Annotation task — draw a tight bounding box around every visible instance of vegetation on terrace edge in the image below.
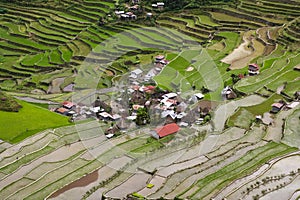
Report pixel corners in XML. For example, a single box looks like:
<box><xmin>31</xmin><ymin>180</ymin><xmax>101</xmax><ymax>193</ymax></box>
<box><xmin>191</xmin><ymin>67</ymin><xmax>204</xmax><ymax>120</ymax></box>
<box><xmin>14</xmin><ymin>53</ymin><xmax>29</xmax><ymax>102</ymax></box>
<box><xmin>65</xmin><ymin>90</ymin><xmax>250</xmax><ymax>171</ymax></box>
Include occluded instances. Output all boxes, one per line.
<box><xmin>0</xmin><ymin>91</ymin><xmax>22</xmax><ymax>112</ymax></box>
<box><xmin>0</xmin><ymin>0</ymin><xmax>299</xmax><ymax>199</ymax></box>
<box><xmin>0</xmin><ymin>0</ymin><xmax>299</xmax><ymax>95</ymax></box>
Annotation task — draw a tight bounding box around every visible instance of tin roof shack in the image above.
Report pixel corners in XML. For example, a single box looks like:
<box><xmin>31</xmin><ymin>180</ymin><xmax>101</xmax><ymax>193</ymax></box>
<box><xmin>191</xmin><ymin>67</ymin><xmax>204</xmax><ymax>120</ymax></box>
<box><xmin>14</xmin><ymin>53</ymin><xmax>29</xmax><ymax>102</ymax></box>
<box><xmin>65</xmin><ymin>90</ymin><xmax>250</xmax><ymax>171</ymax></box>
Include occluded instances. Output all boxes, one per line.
<box><xmin>93</xmin><ymin>97</ymin><xmax>112</xmax><ymax>113</ymax></box>
<box><xmin>248</xmin><ymin>63</ymin><xmax>260</xmax><ymax>75</ymax></box>
<box><xmin>120</xmin><ymin>12</ymin><xmax>137</xmax><ymax>20</ymax></box>
<box><xmin>151</xmin><ymin>123</ymin><xmax>179</xmax><ymax>139</ymax></box>
<box><xmin>189</xmin><ymin>93</ymin><xmax>204</xmax><ymax>103</ymax></box>
<box><xmin>221</xmin><ymin>86</ymin><xmax>237</xmax><ymax>100</ymax></box>
<box><xmin>129</xmin><ymin>69</ymin><xmax>143</xmax><ymax>79</ymax></box>
<box><xmin>270</xmin><ymin>102</ymin><xmax>285</xmax><ymax>113</ymax></box>
<box><xmin>154</xmin><ymin>55</ymin><xmax>165</xmax><ymax>63</ymax></box>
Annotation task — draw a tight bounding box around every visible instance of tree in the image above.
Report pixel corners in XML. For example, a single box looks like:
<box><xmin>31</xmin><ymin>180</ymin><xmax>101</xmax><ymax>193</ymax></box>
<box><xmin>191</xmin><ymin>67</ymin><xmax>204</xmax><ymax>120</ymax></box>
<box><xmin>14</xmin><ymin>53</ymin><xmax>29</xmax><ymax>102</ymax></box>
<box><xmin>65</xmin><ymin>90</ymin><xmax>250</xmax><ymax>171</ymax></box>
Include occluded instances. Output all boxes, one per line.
<box><xmin>135</xmin><ymin>107</ymin><xmax>150</xmax><ymax>125</ymax></box>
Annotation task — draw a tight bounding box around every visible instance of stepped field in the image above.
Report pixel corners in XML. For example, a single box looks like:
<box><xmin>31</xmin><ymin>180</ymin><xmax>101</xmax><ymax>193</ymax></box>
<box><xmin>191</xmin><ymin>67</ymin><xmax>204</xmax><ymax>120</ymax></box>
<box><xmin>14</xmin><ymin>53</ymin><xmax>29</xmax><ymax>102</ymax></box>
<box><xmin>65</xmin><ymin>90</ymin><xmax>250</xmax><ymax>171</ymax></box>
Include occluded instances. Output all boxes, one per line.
<box><xmin>0</xmin><ymin>0</ymin><xmax>299</xmax><ymax>199</ymax></box>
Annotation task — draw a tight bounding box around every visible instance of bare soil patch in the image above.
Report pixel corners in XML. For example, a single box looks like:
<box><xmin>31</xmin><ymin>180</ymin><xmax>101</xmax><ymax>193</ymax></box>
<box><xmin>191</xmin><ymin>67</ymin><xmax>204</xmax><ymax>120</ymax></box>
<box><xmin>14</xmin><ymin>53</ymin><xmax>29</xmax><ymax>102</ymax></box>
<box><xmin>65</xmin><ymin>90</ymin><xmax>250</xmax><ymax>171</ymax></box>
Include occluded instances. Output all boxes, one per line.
<box><xmin>49</xmin><ymin>170</ymin><xmax>99</xmax><ymax>198</ymax></box>
<box><xmin>47</xmin><ymin>77</ymin><xmax>65</xmax><ymax>94</ymax></box>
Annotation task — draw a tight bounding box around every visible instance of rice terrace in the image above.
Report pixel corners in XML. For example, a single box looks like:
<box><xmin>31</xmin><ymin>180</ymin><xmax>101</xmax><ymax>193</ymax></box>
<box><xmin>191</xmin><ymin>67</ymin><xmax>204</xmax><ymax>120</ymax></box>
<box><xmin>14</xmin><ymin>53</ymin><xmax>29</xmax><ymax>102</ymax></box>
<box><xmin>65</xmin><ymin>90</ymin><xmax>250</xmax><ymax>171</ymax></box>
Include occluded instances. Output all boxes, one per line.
<box><xmin>0</xmin><ymin>0</ymin><xmax>300</xmax><ymax>199</ymax></box>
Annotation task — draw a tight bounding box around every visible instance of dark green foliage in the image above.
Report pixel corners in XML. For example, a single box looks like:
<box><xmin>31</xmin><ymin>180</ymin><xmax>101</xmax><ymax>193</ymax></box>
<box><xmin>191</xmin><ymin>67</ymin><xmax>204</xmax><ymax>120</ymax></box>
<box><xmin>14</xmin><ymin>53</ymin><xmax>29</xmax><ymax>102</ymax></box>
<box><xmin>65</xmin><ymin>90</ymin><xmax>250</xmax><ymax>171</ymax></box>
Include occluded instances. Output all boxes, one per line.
<box><xmin>0</xmin><ymin>91</ymin><xmax>22</xmax><ymax>112</ymax></box>
<box><xmin>135</xmin><ymin>107</ymin><xmax>150</xmax><ymax>125</ymax></box>
<box><xmin>0</xmin><ymin>7</ymin><xmax>7</xmax><ymax>13</ymax></box>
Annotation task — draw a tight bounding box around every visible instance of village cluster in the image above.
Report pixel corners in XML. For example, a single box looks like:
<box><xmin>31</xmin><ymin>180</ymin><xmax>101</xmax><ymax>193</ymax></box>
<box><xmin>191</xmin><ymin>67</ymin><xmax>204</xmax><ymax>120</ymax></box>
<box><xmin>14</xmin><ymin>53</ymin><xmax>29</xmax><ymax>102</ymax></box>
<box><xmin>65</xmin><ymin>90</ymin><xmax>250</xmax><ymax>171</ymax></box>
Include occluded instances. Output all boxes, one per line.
<box><xmin>52</xmin><ymin>56</ymin><xmax>300</xmax><ymax>140</ymax></box>
<box><xmin>114</xmin><ymin>0</ymin><xmax>165</xmax><ymax>20</ymax></box>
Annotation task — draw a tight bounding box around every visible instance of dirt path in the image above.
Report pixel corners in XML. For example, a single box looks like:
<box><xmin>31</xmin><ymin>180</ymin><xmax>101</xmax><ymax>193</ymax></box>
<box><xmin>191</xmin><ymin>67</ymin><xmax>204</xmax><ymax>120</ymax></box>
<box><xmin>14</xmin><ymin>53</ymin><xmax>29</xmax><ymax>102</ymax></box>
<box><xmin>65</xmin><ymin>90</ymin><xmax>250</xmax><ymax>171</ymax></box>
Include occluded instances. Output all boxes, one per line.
<box><xmin>14</xmin><ymin>96</ymin><xmax>59</xmax><ymax>104</ymax></box>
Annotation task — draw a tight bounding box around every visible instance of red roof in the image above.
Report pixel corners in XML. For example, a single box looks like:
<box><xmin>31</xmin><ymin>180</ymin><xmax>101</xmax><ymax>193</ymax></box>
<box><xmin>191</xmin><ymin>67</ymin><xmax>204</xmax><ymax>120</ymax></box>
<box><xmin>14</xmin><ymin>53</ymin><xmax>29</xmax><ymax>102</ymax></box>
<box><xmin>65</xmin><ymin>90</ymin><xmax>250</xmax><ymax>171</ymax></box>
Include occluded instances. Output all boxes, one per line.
<box><xmin>132</xmin><ymin>85</ymin><xmax>140</xmax><ymax>90</ymax></box>
<box><xmin>155</xmin><ymin>55</ymin><xmax>165</xmax><ymax>60</ymax></box>
<box><xmin>272</xmin><ymin>103</ymin><xmax>284</xmax><ymax>109</ymax></box>
<box><xmin>62</xmin><ymin>101</ymin><xmax>75</xmax><ymax>108</ymax></box>
<box><xmin>144</xmin><ymin>85</ymin><xmax>156</xmax><ymax>91</ymax></box>
<box><xmin>249</xmin><ymin>63</ymin><xmax>260</xmax><ymax>69</ymax></box>
<box><xmin>155</xmin><ymin>123</ymin><xmax>179</xmax><ymax>138</ymax></box>
<box><xmin>56</xmin><ymin>107</ymin><xmax>69</xmax><ymax>113</ymax></box>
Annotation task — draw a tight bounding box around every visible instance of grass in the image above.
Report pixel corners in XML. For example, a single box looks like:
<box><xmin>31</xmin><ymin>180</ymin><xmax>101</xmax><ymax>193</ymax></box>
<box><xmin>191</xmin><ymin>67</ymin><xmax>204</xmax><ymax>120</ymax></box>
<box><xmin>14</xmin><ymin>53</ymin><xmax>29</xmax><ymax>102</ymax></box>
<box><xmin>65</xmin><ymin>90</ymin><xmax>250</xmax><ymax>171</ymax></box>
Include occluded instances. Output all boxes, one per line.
<box><xmin>283</xmin><ymin>80</ymin><xmax>300</xmax><ymax>97</ymax></box>
<box><xmin>227</xmin><ymin>93</ymin><xmax>283</xmax><ymax>129</ymax></box>
<box><xmin>0</xmin><ymin>91</ymin><xmax>22</xmax><ymax>112</ymax></box>
<box><xmin>0</xmin><ymin>27</ymin><xmax>50</xmax><ymax>51</ymax></box>
<box><xmin>0</xmin><ymin>100</ymin><xmax>72</xmax><ymax>143</ymax></box>
<box><xmin>197</xmin><ymin>15</ymin><xmax>219</xmax><ymax>27</ymax></box>
<box><xmin>235</xmin><ymin>52</ymin><xmax>299</xmax><ymax>93</ymax></box>
<box><xmin>210</xmin><ymin>12</ymin><xmax>244</xmax><ymax>22</ymax></box>
<box><xmin>49</xmin><ymin>49</ymin><xmax>64</xmax><ymax>64</ymax></box>
<box><xmin>58</xmin><ymin>45</ymin><xmax>73</xmax><ymax>62</ymax></box>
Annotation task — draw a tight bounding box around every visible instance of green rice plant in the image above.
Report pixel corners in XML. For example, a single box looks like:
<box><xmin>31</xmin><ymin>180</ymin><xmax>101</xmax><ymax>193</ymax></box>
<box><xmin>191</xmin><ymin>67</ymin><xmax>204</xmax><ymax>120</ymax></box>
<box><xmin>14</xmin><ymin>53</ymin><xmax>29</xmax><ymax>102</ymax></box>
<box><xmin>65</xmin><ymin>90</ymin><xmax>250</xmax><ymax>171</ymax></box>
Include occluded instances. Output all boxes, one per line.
<box><xmin>0</xmin><ymin>146</ymin><xmax>55</xmax><ymax>174</ymax></box>
<box><xmin>58</xmin><ymin>45</ymin><xmax>73</xmax><ymax>62</ymax></box>
<box><xmin>49</xmin><ymin>49</ymin><xmax>64</xmax><ymax>65</ymax></box>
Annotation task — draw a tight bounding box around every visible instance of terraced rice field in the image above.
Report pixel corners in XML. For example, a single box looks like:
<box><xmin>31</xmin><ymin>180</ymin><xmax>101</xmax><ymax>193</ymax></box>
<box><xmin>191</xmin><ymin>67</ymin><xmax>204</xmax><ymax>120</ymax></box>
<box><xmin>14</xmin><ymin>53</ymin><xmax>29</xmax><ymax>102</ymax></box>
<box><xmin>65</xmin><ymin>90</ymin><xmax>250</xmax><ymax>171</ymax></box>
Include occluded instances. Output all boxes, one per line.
<box><xmin>0</xmin><ymin>0</ymin><xmax>300</xmax><ymax>199</ymax></box>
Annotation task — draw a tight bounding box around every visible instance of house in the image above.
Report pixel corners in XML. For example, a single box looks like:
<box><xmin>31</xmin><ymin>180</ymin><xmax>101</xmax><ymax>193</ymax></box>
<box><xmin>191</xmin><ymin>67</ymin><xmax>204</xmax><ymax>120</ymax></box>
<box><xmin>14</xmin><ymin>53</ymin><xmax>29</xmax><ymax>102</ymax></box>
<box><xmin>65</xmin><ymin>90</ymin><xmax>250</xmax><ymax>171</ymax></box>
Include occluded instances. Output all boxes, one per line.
<box><xmin>132</xmin><ymin>104</ymin><xmax>144</xmax><ymax>111</ymax></box>
<box><xmin>62</xmin><ymin>101</ymin><xmax>75</xmax><ymax>109</ymax></box>
<box><xmin>293</xmin><ymin>64</ymin><xmax>300</xmax><ymax>71</ymax></box>
<box><xmin>130</xmin><ymin>5</ymin><xmax>139</xmax><ymax>10</ymax></box>
<box><xmin>93</xmin><ymin>97</ymin><xmax>112</xmax><ymax>113</ymax></box>
<box><xmin>157</xmin><ymin>2</ymin><xmax>164</xmax><ymax>6</ymax></box>
<box><xmin>90</xmin><ymin>106</ymin><xmax>101</xmax><ymax>113</ymax></box>
<box><xmin>157</xmin><ymin>2</ymin><xmax>165</xmax><ymax>9</ymax></box>
<box><xmin>154</xmin><ymin>55</ymin><xmax>165</xmax><ymax>63</ymax></box>
<box><xmin>55</xmin><ymin>107</ymin><xmax>70</xmax><ymax>115</ymax></box>
<box><xmin>151</xmin><ymin>4</ymin><xmax>158</xmax><ymax>8</ymax></box>
<box><xmin>248</xmin><ymin>63</ymin><xmax>260</xmax><ymax>75</ymax></box>
<box><xmin>270</xmin><ymin>102</ymin><xmax>284</xmax><ymax>113</ymax></box>
<box><xmin>162</xmin><ymin>92</ymin><xmax>177</xmax><ymax>99</ymax></box>
<box><xmin>121</xmin><ymin>12</ymin><xmax>137</xmax><ymax>20</ymax></box>
<box><xmin>146</xmin><ymin>12</ymin><xmax>153</xmax><ymax>18</ymax></box>
<box><xmin>151</xmin><ymin>123</ymin><xmax>179</xmax><ymax>139</ymax></box>
<box><xmin>98</xmin><ymin>112</ymin><xmax>112</xmax><ymax>120</ymax></box>
<box><xmin>286</xmin><ymin>102</ymin><xmax>299</xmax><ymax>109</ymax></box>
<box><xmin>115</xmin><ymin>10</ymin><xmax>125</xmax><ymax>15</ymax></box>
<box><xmin>129</xmin><ymin>69</ymin><xmax>143</xmax><ymax>79</ymax></box>
<box><xmin>221</xmin><ymin>86</ymin><xmax>237</xmax><ymax>100</ymax></box>
<box><xmin>143</xmin><ymin>85</ymin><xmax>156</xmax><ymax>93</ymax></box>
<box><xmin>98</xmin><ymin>112</ymin><xmax>120</xmax><ymax>121</ymax></box>
<box><xmin>160</xmin><ymin>59</ymin><xmax>169</xmax><ymax>66</ymax></box>
<box><xmin>161</xmin><ymin>110</ymin><xmax>176</xmax><ymax>119</ymax></box>
<box><xmin>190</xmin><ymin>93</ymin><xmax>204</xmax><ymax>103</ymax></box>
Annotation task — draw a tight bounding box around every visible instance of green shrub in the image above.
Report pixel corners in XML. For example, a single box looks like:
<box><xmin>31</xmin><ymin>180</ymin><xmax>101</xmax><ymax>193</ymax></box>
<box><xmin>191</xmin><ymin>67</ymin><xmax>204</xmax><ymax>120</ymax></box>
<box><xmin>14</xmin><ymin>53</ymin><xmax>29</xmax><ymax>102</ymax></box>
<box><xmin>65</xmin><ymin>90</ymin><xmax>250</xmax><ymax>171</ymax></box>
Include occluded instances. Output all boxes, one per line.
<box><xmin>0</xmin><ymin>92</ymin><xmax>22</xmax><ymax>112</ymax></box>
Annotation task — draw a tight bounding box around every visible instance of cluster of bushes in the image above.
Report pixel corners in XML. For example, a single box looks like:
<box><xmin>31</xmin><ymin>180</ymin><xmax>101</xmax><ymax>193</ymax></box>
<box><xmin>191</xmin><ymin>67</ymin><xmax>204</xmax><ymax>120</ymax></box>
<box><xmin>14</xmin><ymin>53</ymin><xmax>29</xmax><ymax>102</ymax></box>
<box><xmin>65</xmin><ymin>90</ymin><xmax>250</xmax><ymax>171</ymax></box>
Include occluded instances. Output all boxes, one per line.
<box><xmin>0</xmin><ymin>7</ymin><xmax>7</xmax><ymax>14</ymax></box>
<box><xmin>0</xmin><ymin>91</ymin><xmax>22</xmax><ymax>112</ymax></box>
